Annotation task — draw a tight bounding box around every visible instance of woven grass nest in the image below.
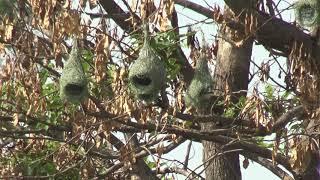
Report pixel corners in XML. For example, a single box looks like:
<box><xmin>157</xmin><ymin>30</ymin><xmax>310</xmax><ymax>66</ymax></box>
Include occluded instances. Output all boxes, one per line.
<box><xmin>185</xmin><ymin>54</ymin><xmax>213</xmax><ymax>109</ymax></box>
<box><xmin>59</xmin><ymin>39</ymin><xmax>88</xmax><ymax>103</ymax></box>
<box><xmin>128</xmin><ymin>26</ymin><xmax>167</xmax><ymax>103</ymax></box>
<box><xmin>295</xmin><ymin>0</ymin><xmax>320</xmax><ymax>28</ymax></box>
<box><xmin>0</xmin><ymin>0</ymin><xmax>16</xmax><ymax>18</ymax></box>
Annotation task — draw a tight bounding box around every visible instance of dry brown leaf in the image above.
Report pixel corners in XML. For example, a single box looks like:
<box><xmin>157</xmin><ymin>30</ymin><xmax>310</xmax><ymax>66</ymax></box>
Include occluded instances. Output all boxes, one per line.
<box><xmin>243</xmin><ymin>158</ymin><xmax>249</xmax><ymax>169</ymax></box>
<box><xmin>62</xmin><ymin>11</ymin><xmax>81</xmax><ymax>35</ymax></box>
<box><xmin>240</xmin><ymin>98</ymin><xmax>253</xmax><ymax>115</ymax></box>
<box><xmin>79</xmin><ymin>0</ymin><xmax>87</xmax><ymax>8</ymax></box>
<box><xmin>62</xmin><ymin>0</ymin><xmax>71</xmax><ymax>9</ymax></box>
<box><xmin>89</xmin><ymin>0</ymin><xmax>98</xmax><ymax>8</ymax></box>
<box><xmin>140</xmin><ymin>0</ymin><xmax>156</xmax><ymax>20</ymax></box>
<box><xmin>4</xmin><ymin>20</ymin><xmax>13</xmax><ymax>41</ymax></box>
<box><xmin>26</xmin><ymin>104</ymin><xmax>33</xmax><ymax>116</ymax></box>
<box><xmin>156</xmin><ymin>143</ymin><xmax>165</xmax><ymax>156</ymax></box>
<box><xmin>13</xmin><ymin>113</ymin><xmax>19</xmax><ymax>126</ymax></box>
<box><xmin>95</xmin><ymin>35</ymin><xmax>108</xmax><ymax>53</ymax></box>
<box><xmin>234</xmin><ymin>40</ymin><xmax>245</xmax><ymax>47</ymax></box>
<box><xmin>94</xmin><ymin>54</ymin><xmax>106</xmax><ymax>83</ymax></box>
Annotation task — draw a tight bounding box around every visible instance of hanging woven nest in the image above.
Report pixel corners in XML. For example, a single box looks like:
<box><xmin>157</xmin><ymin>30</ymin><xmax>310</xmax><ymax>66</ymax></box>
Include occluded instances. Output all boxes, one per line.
<box><xmin>295</xmin><ymin>0</ymin><xmax>320</xmax><ymax>28</ymax></box>
<box><xmin>185</xmin><ymin>54</ymin><xmax>213</xmax><ymax>109</ymax></box>
<box><xmin>59</xmin><ymin>39</ymin><xmax>88</xmax><ymax>103</ymax></box>
<box><xmin>128</xmin><ymin>25</ymin><xmax>166</xmax><ymax>102</ymax></box>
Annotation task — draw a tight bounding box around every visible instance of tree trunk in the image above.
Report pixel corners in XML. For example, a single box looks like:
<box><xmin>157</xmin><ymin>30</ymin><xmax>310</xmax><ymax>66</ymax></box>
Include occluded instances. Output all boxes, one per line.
<box><xmin>201</xmin><ymin>9</ymin><xmax>253</xmax><ymax>180</ymax></box>
<box><xmin>300</xmin><ymin>119</ymin><xmax>320</xmax><ymax>180</ymax></box>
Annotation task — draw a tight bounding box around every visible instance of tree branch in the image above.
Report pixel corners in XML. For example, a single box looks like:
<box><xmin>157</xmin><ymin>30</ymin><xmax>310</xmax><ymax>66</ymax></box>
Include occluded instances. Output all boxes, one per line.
<box><xmin>110</xmin><ymin>118</ymin><xmax>294</xmax><ymax>176</ymax></box>
<box><xmin>183</xmin><ymin>141</ymin><xmax>192</xmax><ymax>169</ymax></box>
<box><xmin>175</xmin><ymin>0</ymin><xmax>320</xmax><ymax>63</ymax></box>
<box><xmin>156</xmin><ymin>166</ymin><xmax>203</xmax><ymax>179</ymax></box>
<box><xmin>100</xmin><ymin>0</ymin><xmax>194</xmax><ymax>83</ymax></box>
<box><xmin>98</xmin><ymin>1</ymin><xmax>139</xmax><ymax>32</ymax></box>
<box><xmin>125</xmin><ymin>133</ymin><xmax>159</xmax><ymax>180</ymax></box>
<box><xmin>271</xmin><ymin>105</ymin><xmax>305</xmax><ymax>132</ymax></box>
<box><xmin>243</xmin><ymin>152</ymin><xmax>294</xmax><ymax>180</ymax></box>
<box><xmin>99</xmin><ymin>137</ymin><xmax>185</xmax><ymax>177</ymax></box>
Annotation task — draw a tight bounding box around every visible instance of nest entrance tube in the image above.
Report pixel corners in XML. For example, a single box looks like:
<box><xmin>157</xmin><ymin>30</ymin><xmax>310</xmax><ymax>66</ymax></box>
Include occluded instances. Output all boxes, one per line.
<box><xmin>65</xmin><ymin>84</ymin><xmax>85</xmax><ymax>95</ymax></box>
<box><xmin>295</xmin><ymin>0</ymin><xmax>320</xmax><ymax>28</ymax></box>
<box><xmin>300</xmin><ymin>5</ymin><xmax>316</xmax><ymax>19</ymax></box>
<box><xmin>59</xmin><ymin>38</ymin><xmax>88</xmax><ymax>103</ymax></box>
<box><xmin>128</xmin><ymin>24</ymin><xmax>167</xmax><ymax>103</ymax></box>
<box><xmin>132</xmin><ymin>75</ymin><xmax>152</xmax><ymax>86</ymax></box>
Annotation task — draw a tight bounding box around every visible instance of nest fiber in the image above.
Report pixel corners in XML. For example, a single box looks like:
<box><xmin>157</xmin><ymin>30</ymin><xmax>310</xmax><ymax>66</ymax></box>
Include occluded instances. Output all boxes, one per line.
<box><xmin>0</xmin><ymin>0</ymin><xmax>15</xmax><ymax>18</ymax></box>
<box><xmin>60</xmin><ymin>40</ymin><xmax>88</xmax><ymax>103</ymax></box>
<box><xmin>185</xmin><ymin>55</ymin><xmax>213</xmax><ymax>109</ymax></box>
<box><xmin>128</xmin><ymin>36</ymin><xmax>166</xmax><ymax>102</ymax></box>
<box><xmin>295</xmin><ymin>0</ymin><xmax>320</xmax><ymax>27</ymax></box>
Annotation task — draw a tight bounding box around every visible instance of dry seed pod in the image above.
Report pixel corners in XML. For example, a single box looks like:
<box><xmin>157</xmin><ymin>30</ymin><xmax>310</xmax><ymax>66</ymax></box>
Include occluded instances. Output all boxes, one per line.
<box><xmin>295</xmin><ymin>0</ymin><xmax>320</xmax><ymax>28</ymax></box>
<box><xmin>59</xmin><ymin>38</ymin><xmax>88</xmax><ymax>103</ymax></box>
<box><xmin>128</xmin><ymin>24</ymin><xmax>166</xmax><ymax>102</ymax></box>
<box><xmin>185</xmin><ymin>53</ymin><xmax>213</xmax><ymax>109</ymax></box>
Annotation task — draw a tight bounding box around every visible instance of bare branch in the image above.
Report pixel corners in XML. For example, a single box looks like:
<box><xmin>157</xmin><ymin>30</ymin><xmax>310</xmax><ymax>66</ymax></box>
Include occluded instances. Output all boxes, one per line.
<box><xmin>156</xmin><ymin>166</ymin><xmax>203</xmax><ymax>180</ymax></box>
<box><xmin>271</xmin><ymin>105</ymin><xmax>305</xmax><ymax>132</ymax></box>
<box><xmin>243</xmin><ymin>152</ymin><xmax>294</xmax><ymax>180</ymax></box>
<box><xmin>98</xmin><ymin>1</ymin><xmax>139</xmax><ymax>32</ymax></box>
<box><xmin>110</xmin><ymin>118</ymin><xmax>294</xmax><ymax>176</ymax></box>
<box><xmin>99</xmin><ymin>137</ymin><xmax>186</xmax><ymax>177</ymax></box>
<box><xmin>125</xmin><ymin>133</ymin><xmax>159</xmax><ymax>180</ymax></box>
<box><xmin>266</xmin><ymin>0</ymin><xmax>275</xmax><ymax>16</ymax></box>
<box><xmin>183</xmin><ymin>141</ymin><xmax>193</xmax><ymax>169</ymax></box>
<box><xmin>175</xmin><ymin>0</ymin><xmax>320</xmax><ymax>63</ymax></box>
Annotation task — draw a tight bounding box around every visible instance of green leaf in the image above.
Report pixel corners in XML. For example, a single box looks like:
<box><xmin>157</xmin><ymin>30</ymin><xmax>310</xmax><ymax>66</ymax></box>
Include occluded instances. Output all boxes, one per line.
<box><xmin>224</xmin><ymin>106</ymin><xmax>236</xmax><ymax>118</ymax></box>
<box><xmin>265</xmin><ymin>84</ymin><xmax>275</xmax><ymax>100</ymax></box>
<box><xmin>281</xmin><ymin>90</ymin><xmax>290</xmax><ymax>99</ymax></box>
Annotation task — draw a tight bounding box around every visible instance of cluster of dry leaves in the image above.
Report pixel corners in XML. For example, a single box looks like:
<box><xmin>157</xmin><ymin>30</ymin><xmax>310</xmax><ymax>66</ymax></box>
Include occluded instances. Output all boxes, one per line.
<box><xmin>0</xmin><ymin>0</ymin><xmax>319</xmax><ymax>178</ymax></box>
<box><xmin>0</xmin><ymin>0</ymin><xmax>186</xmax><ymax>178</ymax></box>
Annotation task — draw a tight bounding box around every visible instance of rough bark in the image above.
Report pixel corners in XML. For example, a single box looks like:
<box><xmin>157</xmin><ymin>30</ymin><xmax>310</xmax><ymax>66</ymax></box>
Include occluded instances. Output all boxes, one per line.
<box><xmin>298</xmin><ymin>120</ymin><xmax>320</xmax><ymax>180</ymax></box>
<box><xmin>201</xmin><ymin>8</ymin><xmax>253</xmax><ymax>180</ymax></box>
<box><xmin>125</xmin><ymin>133</ymin><xmax>158</xmax><ymax>180</ymax></box>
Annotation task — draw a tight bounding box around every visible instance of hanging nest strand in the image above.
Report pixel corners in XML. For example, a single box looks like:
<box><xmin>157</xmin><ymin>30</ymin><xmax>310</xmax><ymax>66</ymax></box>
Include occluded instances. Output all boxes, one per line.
<box><xmin>59</xmin><ymin>38</ymin><xmax>88</xmax><ymax>103</ymax></box>
<box><xmin>185</xmin><ymin>51</ymin><xmax>213</xmax><ymax>109</ymax></box>
<box><xmin>128</xmin><ymin>24</ymin><xmax>166</xmax><ymax>103</ymax></box>
<box><xmin>294</xmin><ymin>0</ymin><xmax>320</xmax><ymax>28</ymax></box>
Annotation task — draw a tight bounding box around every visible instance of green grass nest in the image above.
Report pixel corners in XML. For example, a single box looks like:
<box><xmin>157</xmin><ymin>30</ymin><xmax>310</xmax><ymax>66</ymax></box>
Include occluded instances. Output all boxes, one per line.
<box><xmin>185</xmin><ymin>55</ymin><xmax>213</xmax><ymax>109</ymax></box>
<box><xmin>59</xmin><ymin>40</ymin><xmax>88</xmax><ymax>103</ymax></box>
<box><xmin>128</xmin><ymin>39</ymin><xmax>166</xmax><ymax>103</ymax></box>
<box><xmin>295</xmin><ymin>0</ymin><xmax>320</xmax><ymax>28</ymax></box>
